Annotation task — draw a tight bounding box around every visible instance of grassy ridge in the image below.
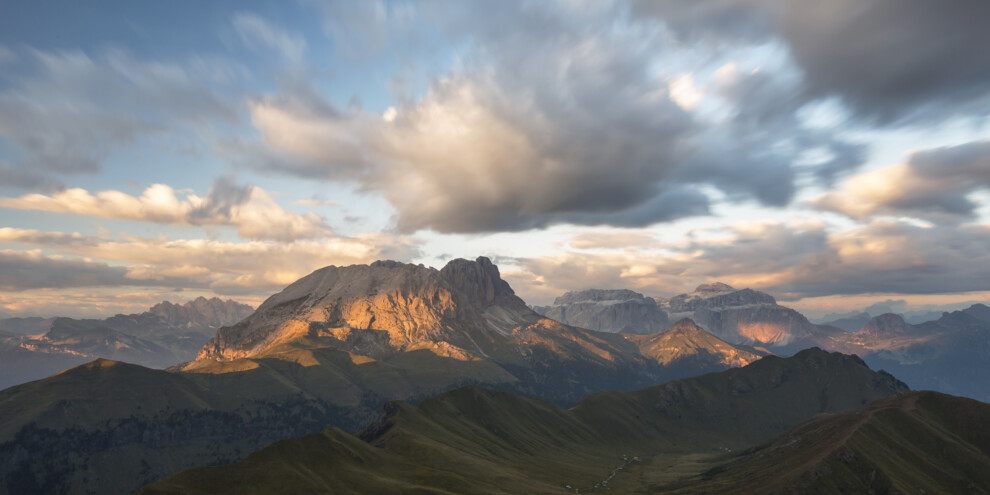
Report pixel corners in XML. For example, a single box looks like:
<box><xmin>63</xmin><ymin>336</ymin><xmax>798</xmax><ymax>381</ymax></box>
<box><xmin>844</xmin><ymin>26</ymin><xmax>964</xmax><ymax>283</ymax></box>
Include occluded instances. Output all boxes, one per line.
<box><xmin>141</xmin><ymin>348</ymin><xmax>909</xmax><ymax>494</ymax></box>
<box><xmin>655</xmin><ymin>391</ymin><xmax>990</xmax><ymax>493</ymax></box>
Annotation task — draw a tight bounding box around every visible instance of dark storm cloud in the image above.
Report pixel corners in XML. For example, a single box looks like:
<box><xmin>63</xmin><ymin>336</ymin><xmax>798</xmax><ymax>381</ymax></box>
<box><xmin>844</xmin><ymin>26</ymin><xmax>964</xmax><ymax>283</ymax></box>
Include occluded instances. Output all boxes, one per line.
<box><xmin>634</xmin><ymin>0</ymin><xmax>990</xmax><ymax>124</ymax></box>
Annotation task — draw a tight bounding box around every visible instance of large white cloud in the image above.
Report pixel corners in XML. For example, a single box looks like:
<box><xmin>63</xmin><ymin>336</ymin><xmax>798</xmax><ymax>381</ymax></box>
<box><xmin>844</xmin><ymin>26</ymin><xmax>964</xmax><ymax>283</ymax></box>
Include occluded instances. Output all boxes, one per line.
<box><xmin>239</xmin><ymin>1</ymin><xmax>867</xmax><ymax>233</ymax></box>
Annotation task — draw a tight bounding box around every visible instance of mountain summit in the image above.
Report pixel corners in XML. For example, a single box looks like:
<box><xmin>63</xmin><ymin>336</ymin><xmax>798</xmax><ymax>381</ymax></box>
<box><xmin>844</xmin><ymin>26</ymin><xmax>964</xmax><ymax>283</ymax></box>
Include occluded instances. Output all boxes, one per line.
<box><xmin>196</xmin><ymin>257</ymin><xmax>542</xmax><ymax>362</ymax></box>
<box><xmin>185</xmin><ymin>257</ymin><xmax>765</xmax><ymax>406</ymax></box>
<box><xmin>533</xmin><ymin>289</ymin><xmax>668</xmax><ymax>334</ymax></box>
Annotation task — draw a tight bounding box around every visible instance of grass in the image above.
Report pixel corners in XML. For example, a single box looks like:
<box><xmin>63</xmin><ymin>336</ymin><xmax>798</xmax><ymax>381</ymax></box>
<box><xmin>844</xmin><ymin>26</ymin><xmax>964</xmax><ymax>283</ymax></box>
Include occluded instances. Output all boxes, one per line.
<box><xmin>140</xmin><ymin>348</ymin><xmax>917</xmax><ymax>494</ymax></box>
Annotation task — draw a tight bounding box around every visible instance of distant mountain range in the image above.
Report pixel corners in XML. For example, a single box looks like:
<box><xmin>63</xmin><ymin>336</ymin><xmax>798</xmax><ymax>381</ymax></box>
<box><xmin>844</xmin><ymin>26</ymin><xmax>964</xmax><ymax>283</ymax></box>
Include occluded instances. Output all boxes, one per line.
<box><xmin>537</xmin><ymin>282</ymin><xmax>830</xmax><ymax>348</ymax></box>
<box><xmin>537</xmin><ymin>284</ymin><xmax>990</xmax><ymax>403</ymax></box>
<box><xmin>533</xmin><ymin>289</ymin><xmax>669</xmax><ymax>334</ymax></box>
<box><xmin>817</xmin><ymin>307</ymin><xmax>990</xmax><ymax>401</ymax></box>
<box><xmin>0</xmin><ymin>297</ymin><xmax>254</xmax><ymax>389</ymax></box>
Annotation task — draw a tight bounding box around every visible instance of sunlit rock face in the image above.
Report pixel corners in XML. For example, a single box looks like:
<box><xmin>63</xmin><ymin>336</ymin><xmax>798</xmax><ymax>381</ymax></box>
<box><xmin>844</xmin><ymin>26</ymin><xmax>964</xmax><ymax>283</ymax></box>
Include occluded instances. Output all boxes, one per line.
<box><xmin>627</xmin><ymin>318</ymin><xmax>767</xmax><ymax>368</ymax></box>
<box><xmin>657</xmin><ymin>283</ymin><xmax>816</xmax><ymax>347</ymax></box>
<box><xmin>196</xmin><ymin>257</ymin><xmax>546</xmax><ymax>362</ymax></box>
<box><xmin>533</xmin><ymin>289</ymin><xmax>670</xmax><ymax>334</ymax></box>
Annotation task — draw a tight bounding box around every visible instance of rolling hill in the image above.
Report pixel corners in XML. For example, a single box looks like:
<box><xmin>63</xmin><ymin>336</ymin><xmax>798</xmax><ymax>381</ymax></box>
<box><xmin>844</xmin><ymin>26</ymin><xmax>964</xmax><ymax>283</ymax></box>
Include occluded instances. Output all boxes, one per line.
<box><xmin>139</xmin><ymin>348</ymin><xmax>907</xmax><ymax>495</ymax></box>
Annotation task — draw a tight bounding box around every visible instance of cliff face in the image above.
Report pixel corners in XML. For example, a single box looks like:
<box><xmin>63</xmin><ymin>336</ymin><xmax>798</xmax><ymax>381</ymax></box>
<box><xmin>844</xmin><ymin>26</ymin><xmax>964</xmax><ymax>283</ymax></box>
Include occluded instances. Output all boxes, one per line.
<box><xmin>658</xmin><ymin>283</ymin><xmax>816</xmax><ymax>346</ymax></box>
<box><xmin>533</xmin><ymin>289</ymin><xmax>669</xmax><ymax>334</ymax></box>
<box><xmin>196</xmin><ymin>258</ymin><xmax>545</xmax><ymax>362</ymax></box>
<box><xmin>857</xmin><ymin>313</ymin><xmax>918</xmax><ymax>340</ymax></box>
<box><xmin>146</xmin><ymin>297</ymin><xmax>255</xmax><ymax>329</ymax></box>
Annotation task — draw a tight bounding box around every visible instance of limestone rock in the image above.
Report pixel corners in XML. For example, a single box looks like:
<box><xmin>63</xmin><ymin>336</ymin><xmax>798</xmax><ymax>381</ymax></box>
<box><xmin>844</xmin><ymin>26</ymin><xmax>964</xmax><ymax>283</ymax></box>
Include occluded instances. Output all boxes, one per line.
<box><xmin>533</xmin><ymin>289</ymin><xmax>669</xmax><ymax>334</ymax></box>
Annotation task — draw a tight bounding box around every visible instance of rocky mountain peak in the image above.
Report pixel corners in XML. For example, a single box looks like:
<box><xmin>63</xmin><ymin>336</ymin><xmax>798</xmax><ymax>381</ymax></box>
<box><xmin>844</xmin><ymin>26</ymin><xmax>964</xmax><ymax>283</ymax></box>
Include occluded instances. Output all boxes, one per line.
<box><xmin>147</xmin><ymin>297</ymin><xmax>254</xmax><ymax>328</ymax></box>
<box><xmin>533</xmin><ymin>288</ymin><xmax>667</xmax><ymax>334</ymax></box>
<box><xmin>627</xmin><ymin>317</ymin><xmax>767</xmax><ymax>368</ymax></box>
<box><xmin>693</xmin><ymin>282</ymin><xmax>735</xmax><ymax>294</ymax></box>
<box><xmin>439</xmin><ymin>257</ymin><xmax>518</xmax><ymax>309</ymax></box>
<box><xmin>551</xmin><ymin>289</ymin><xmax>649</xmax><ymax>306</ymax></box>
<box><xmin>666</xmin><ymin>318</ymin><xmax>706</xmax><ymax>335</ymax></box>
<box><xmin>663</xmin><ymin>285</ymin><xmax>777</xmax><ymax>314</ymax></box>
<box><xmin>194</xmin><ymin>257</ymin><xmax>541</xmax><ymax>362</ymax></box>
<box><xmin>858</xmin><ymin>313</ymin><xmax>915</xmax><ymax>339</ymax></box>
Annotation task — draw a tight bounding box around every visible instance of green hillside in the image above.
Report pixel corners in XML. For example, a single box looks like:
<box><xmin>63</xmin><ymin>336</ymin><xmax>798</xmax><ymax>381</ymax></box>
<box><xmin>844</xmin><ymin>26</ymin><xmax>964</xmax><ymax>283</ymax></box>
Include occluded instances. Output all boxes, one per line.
<box><xmin>0</xmin><ymin>359</ymin><xmax>372</xmax><ymax>495</ymax></box>
<box><xmin>141</xmin><ymin>348</ymin><xmax>908</xmax><ymax>494</ymax></box>
<box><xmin>656</xmin><ymin>391</ymin><xmax>990</xmax><ymax>493</ymax></box>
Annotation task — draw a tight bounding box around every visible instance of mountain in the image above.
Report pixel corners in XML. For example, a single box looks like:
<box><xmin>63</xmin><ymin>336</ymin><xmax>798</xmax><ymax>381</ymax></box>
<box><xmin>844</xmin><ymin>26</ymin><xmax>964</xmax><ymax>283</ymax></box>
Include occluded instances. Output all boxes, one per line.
<box><xmin>0</xmin><ymin>358</ymin><xmax>375</xmax><ymax>495</ymax></box>
<box><xmin>659</xmin><ymin>391</ymin><xmax>990</xmax><ymax>493</ymax></box>
<box><xmin>139</xmin><ymin>348</ymin><xmax>908</xmax><ymax>495</ymax></box>
<box><xmin>657</xmin><ymin>282</ymin><xmax>830</xmax><ymax>348</ymax></box>
<box><xmin>533</xmin><ymin>289</ymin><xmax>669</xmax><ymax>334</ymax></box>
<box><xmin>0</xmin><ymin>317</ymin><xmax>56</xmax><ymax>335</ymax></box>
<box><xmin>626</xmin><ymin>318</ymin><xmax>768</xmax><ymax>370</ymax></box>
<box><xmin>856</xmin><ymin>312</ymin><xmax>918</xmax><ymax>340</ymax></box>
<box><xmin>0</xmin><ymin>258</ymin><xmax>768</xmax><ymax>495</ymax></box>
<box><xmin>536</xmin><ymin>282</ymin><xmax>837</xmax><ymax>350</ymax></box>
<box><xmin>821</xmin><ymin>311</ymin><xmax>871</xmax><ymax>332</ymax></box>
<box><xmin>0</xmin><ymin>297</ymin><xmax>254</xmax><ymax>390</ymax></box>
<box><xmin>183</xmin><ymin>258</ymin><xmax>764</xmax><ymax>406</ymax></box>
<box><xmin>812</xmin><ymin>307</ymin><xmax>990</xmax><ymax>402</ymax></box>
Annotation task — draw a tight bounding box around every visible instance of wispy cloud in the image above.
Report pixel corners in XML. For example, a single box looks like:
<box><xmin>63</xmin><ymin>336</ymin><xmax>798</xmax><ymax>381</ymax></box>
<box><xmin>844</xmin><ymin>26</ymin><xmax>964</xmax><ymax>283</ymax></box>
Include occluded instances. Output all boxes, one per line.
<box><xmin>0</xmin><ymin>48</ymin><xmax>239</xmax><ymax>187</ymax></box>
<box><xmin>232</xmin><ymin>12</ymin><xmax>307</xmax><ymax>65</ymax></box>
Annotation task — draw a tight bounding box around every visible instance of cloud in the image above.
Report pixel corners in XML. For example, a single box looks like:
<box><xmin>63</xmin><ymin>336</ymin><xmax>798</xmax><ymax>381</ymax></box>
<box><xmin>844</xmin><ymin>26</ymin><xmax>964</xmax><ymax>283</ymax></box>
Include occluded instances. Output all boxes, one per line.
<box><xmin>505</xmin><ymin>218</ymin><xmax>990</xmax><ymax>304</ymax></box>
<box><xmin>0</xmin><ymin>289</ymin><xmax>249</xmax><ymax>319</ymax></box>
<box><xmin>811</xmin><ymin>140</ymin><xmax>990</xmax><ymax>222</ymax></box>
<box><xmin>633</xmin><ymin>0</ymin><xmax>990</xmax><ymax>124</ymax></box>
<box><xmin>0</xmin><ymin>229</ymin><xmax>420</xmax><ymax>294</ymax></box>
<box><xmin>309</xmin><ymin>0</ymin><xmax>417</xmax><ymax>57</ymax></box>
<box><xmin>246</xmin><ymin>15</ymin><xmax>701</xmax><ymax>232</ymax></box>
<box><xmin>568</xmin><ymin>231</ymin><xmax>659</xmax><ymax>250</ymax></box>
<box><xmin>0</xmin><ymin>48</ymin><xmax>238</xmax><ymax>186</ymax></box>
<box><xmin>863</xmin><ymin>299</ymin><xmax>907</xmax><ymax>316</ymax></box>
<box><xmin>0</xmin><ymin>179</ymin><xmax>333</xmax><ymax>241</ymax></box>
<box><xmin>243</xmin><ymin>1</ymin><xmax>869</xmax><ymax>233</ymax></box>
<box><xmin>232</xmin><ymin>12</ymin><xmax>307</xmax><ymax>64</ymax></box>
<box><xmin>0</xmin><ymin>250</ymin><xmax>198</xmax><ymax>291</ymax></box>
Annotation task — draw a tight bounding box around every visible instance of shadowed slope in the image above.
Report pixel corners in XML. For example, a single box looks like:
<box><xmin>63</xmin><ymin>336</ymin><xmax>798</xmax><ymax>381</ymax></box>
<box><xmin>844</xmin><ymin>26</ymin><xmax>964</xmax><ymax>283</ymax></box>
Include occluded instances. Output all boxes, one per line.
<box><xmin>140</xmin><ymin>349</ymin><xmax>907</xmax><ymax>495</ymax></box>
<box><xmin>659</xmin><ymin>391</ymin><xmax>990</xmax><ymax>494</ymax></box>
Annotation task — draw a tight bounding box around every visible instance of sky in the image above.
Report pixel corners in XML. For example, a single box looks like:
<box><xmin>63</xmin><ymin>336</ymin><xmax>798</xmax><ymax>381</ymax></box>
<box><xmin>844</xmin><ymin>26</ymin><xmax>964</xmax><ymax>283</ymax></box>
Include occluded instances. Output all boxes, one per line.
<box><xmin>1</xmin><ymin>0</ymin><xmax>989</xmax><ymax>320</ymax></box>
